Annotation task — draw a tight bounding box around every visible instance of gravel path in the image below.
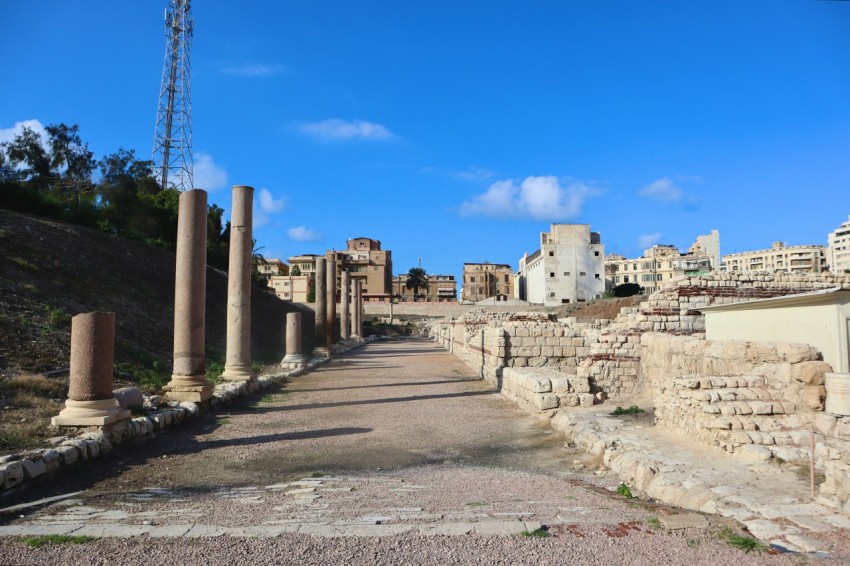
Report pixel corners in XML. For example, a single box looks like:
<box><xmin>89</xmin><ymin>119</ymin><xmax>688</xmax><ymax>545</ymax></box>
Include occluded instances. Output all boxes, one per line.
<box><xmin>0</xmin><ymin>338</ymin><xmax>816</xmax><ymax>564</ymax></box>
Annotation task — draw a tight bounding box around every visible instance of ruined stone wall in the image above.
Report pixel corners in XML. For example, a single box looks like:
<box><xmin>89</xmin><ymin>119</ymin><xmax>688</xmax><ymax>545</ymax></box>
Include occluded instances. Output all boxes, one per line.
<box><xmin>578</xmin><ymin>271</ymin><xmax>850</xmax><ymax>400</ymax></box>
<box><xmin>640</xmin><ymin>333</ymin><xmax>828</xmax><ymax>456</ymax></box>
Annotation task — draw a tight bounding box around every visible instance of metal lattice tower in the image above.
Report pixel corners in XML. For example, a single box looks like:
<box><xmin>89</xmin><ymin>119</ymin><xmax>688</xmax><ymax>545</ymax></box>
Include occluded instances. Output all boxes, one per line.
<box><xmin>152</xmin><ymin>0</ymin><xmax>193</xmax><ymax>192</ymax></box>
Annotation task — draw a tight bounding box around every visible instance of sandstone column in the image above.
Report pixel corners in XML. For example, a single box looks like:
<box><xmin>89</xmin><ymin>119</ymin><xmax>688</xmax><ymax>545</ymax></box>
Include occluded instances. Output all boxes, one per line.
<box><xmin>314</xmin><ymin>257</ymin><xmax>328</xmax><ymax>356</ymax></box>
<box><xmin>221</xmin><ymin>185</ymin><xmax>255</xmax><ymax>382</ymax></box>
<box><xmin>340</xmin><ymin>271</ymin><xmax>351</xmax><ymax>341</ymax></box>
<box><xmin>280</xmin><ymin>312</ymin><xmax>306</xmax><ymax>368</ymax></box>
<box><xmin>352</xmin><ymin>280</ymin><xmax>363</xmax><ymax>338</ymax></box>
<box><xmin>326</xmin><ymin>256</ymin><xmax>337</xmax><ymax>347</ymax></box>
<box><xmin>164</xmin><ymin>189</ymin><xmax>213</xmax><ymax>402</ymax></box>
<box><xmin>52</xmin><ymin>312</ymin><xmax>130</xmax><ymax>426</ymax></box>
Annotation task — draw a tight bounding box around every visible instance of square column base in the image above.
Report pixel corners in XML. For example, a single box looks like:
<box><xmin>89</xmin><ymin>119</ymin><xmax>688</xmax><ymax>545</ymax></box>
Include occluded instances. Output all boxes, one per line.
<box><xmin>163</xmin><ymin>376</ymin><xmax>214</xmax><ymax>403</ymax></box>
<box><xmin>52</xmin><ymin>399</ymin><xmax>131</xmax><ymax>427</ymax></box>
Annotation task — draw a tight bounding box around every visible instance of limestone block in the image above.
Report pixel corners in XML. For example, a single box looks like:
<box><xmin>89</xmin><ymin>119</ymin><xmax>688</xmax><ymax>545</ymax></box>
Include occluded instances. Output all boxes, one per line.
<box><xmin>21</xmin><ymin>458</ymin><xmax>46</xmax><ymax>480</ymax></box>
<box><xmin>41</xmin><ymin>449</ymin><xmax>61</xmax><ymax>473</ymax></box>
<box><xmin>2</xmin><ymin>461</ymin><xmax>24</xmax><ymax>489</ymax></box>
<box><xmin>532</xmin><ymin>394</ymin><xmax>560</xmax><ymax>410</ymax></box>
<box><xmin>550</xmin><ymin>377</ymin><xmax>570</xmax><ymax>394</ymax></box>
<box><xmin>568</xmin><ymin>376</ymin><xmax>591</xmax><ymax>393</ymax></box>
<box><xmin>55</xmin><ymin>445</ymin><xmax>79</xmax><ymax>465</ymax></box>
<box><xmin>776</xmin><ymin>343</ymin><xmax>819</xmax><ymax>364</ymax></box>
<box><xmin>804</xmin><ymin>385</ymin><xmax>826</xmax><ymax>410</ymax></box>
<box><xmin>61</xmin><ymin>439</ymin><xmax>89</xmax><ymax>460</ymax></box>
<box><xmin>113</xmin><ymin>387</ymin><xmax>144</xmax><ymax>411</ymax></box>
<box><xmin>526</xmin><ymin>376</ymin><xmax>552</xmax><ymax>393</ymax></box>
<box><xmin>578</xmin><ymin>393</ymin><xmax>596</xmax><ymax>407</ymax></box>
<box><xmin>749</xmin><ymin>401</ymin><xmax>773</xmax><ymax>415</ymax></box>
<box><xmin>528</xmin><ymin>356</ymin><xmax>548</xmax><ymax>367</ymax></box>
<box><xmin>792</xmin><ymin>361</ymin><xmax>832</xmax><ymax>385</ymax></box>
<box><xmin>562</xmin><ymin>394</ymin><xmax>580</xmax><ymax>407</ymax></box>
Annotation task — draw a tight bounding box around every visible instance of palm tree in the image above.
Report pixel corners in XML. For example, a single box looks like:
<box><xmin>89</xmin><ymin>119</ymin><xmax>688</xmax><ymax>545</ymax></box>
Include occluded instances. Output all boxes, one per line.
<box><xmin>405</xmin><ymin>267</ymin><xmax>430</xmax><ymax>302</ymax></box>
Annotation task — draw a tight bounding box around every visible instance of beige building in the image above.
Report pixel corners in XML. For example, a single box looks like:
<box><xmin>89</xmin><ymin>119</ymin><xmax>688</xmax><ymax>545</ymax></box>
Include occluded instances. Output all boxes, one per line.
<box><xmin>462</xmin><ymin>263</ymin><xmax>514</xmax><ymax>302</ymax></box>
<box><xmin>288</xmin><ymin>254</ymin><xmax>320</xmax><ymax>277</ymax></box>
<box><xmin>392</xmin><ymin>274</ymin><xmax>457</xmax><ymax>302</ymax></box>
<box><xmin>723</xmin><ymin>242</ymin><xmax>826</xmax><ymax>274</ymax></box>
<box><xmin>605</xmin><ymin>233</ymin><xmax>718</xmax><ymax>295</ymax></box>
<box><xmin>516</xmin><ymin>224</ymin><xmax>604</xmax><ymax>306</ymax></box>
<box><xmin>268</xmin><ymin>274</ymin><xmax>313</xmax><ymax>302</ymax></box>
<box><xmin>257</xmin><ymin>258</ymin><xmax>288</xmax><ymax>278</ymax></box>
<box><xmin>829</xmin><ymin>215</ymin><xmax>850</xmax><ymax>274</ymax></box>
<box><xmin>328</xmin><ymin>237</ymin><xmax>393</xmax><ymax>302</ymax></box>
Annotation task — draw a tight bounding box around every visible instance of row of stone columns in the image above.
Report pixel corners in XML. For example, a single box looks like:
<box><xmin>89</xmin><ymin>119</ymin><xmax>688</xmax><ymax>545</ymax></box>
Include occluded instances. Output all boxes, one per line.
<box><xmin>52</xmin><ymin>183</ymin><xmax>365</xmax><ymax>425</ymax></box>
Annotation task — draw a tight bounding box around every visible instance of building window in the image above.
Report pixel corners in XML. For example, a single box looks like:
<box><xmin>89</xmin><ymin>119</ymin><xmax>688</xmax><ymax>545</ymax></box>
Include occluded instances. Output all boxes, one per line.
<box><xmin>564</xmin><ymin>271</ymin><xmax>570</xmax><ymax>276</ymax></box>
<box><xmin>594</xmin><ymin>274</ymin><xmax>600</xmax><ymax>279</ymax></box>
<box><xmin>549</xmin><ymin>272</ymin><xmax>555</xmax><ymax>277</ymax></box>
<box><xmin>594</xmin><ymin>251</ymin><xmax>599</xmax><ymax>256</ymax></box>
<box><xmin>561</xmin><ymin>299</ymin><xmax>570</xmax><ymax>304</ymax></box>
<box><xmin>579</xmin><ymin>271</ymin><xmax>586</xmax><ymax>276</ymax></box>
<box><xmin>549</xmin><ymin>251</ymin><xmax>554</xmax><ymax>256</ymax></box>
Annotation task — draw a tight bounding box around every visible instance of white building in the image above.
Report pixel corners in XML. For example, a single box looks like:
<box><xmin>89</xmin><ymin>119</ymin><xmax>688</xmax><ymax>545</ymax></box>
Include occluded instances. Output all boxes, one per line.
<box><xmin>828</xmin><ymin>215</ymin><xmax>850</xmax><ymax>274</ymax></box>
<box><xmin>688</xmin><ymin>229</ymin><xmax>721</xmax><ymax>270</ymax></box>
<box><xmin>516</xmin><ymin>224</ymin><xmax>605</xmax><ymax>306</ymax></box>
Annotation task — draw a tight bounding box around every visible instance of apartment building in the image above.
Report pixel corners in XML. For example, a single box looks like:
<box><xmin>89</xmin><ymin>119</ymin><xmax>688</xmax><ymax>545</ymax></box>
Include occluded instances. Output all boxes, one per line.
<box><xmin>605</xmin><ymin>244</ymin><xmax>713</xmax><ymax>295</ymax></box>
<box><xmin>461</xmin><ymin>263</ymin><xmax>514</xmax><ymax>302</ymax></box>
<box><xmin>256</xmin><ymin>258</ymin><xmax>288</xmax><ymax>279</ymax></box>
<box><xmin>515</xmin><ymin>224</ymin><xmax>604</xmax><ymax>306</ymax></box>
<box><xmin>392</xmin><ymin>274</ymin><xmax>457</xmax><ymax>302</ymax></box>
<box><xmin>288</xmin><ymin>238</ymin><xmax>394</xmax><ymax>302</ymax></box>
<box><xmin>723</xmin><ymin>242</ymin><xmax>826</xmax><ymax>274</ymax></box>
<box><xmin>828</xmin><ymin>215</ymin><xmax>850</xmax><ymax>274</ymax></box>
<box><xmin>268</xmin><ymin>274</ymin><xmax>312</xmax><ymax>302</ymax></box>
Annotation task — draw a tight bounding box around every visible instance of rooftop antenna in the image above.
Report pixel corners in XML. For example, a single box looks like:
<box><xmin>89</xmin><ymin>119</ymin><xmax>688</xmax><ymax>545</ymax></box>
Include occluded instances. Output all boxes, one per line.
<box><xmin>152</xmin><ymin>0</ymin><xmax>194</xmax><ymax>191</ymax></box>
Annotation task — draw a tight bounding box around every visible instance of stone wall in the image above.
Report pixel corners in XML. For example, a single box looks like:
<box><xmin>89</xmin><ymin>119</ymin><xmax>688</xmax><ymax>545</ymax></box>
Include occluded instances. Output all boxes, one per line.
<box><xmin>501</xmin><ymin>367</ymin><xmax>599</xmax><ymax>416</ymax></box>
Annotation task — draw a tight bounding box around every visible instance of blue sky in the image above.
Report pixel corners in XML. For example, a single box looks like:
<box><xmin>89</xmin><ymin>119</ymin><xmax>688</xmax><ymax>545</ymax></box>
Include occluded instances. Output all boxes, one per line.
<box><xmin>2</xmin><ymin>1</ymin><xmax>849</xmax><ymax>280</ymax></box>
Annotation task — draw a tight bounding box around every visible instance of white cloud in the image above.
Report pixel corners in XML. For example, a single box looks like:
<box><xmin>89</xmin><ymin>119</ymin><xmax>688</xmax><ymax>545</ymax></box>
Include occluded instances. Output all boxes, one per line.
<box><xmin>287</xmin><ymin>225</ymin><xmax>322</xmax><ymax>242</ymax></box>
<box><xmin>258</xmin><ymin>188</ymin><xmax>285</xmax><ymax>213</ymax></box>
<box><xmin>639</xmin><ymin>177</ymin><xmax>683</xmax><ymax>202</ymax></box>
<box><xmin>637</xmin><ymin>233</ymin><xmax>664</xmax><ymax>249</ymax></box>
<box><xmin>459</xmin><ymin>175</ymin><xmax>597</xmax><ymax>221</ymax></box>
<box><xmin>253</xmin><ymin>188</ymin><xmax>286</xmax><ymax>228</ymax></box>
<box><xmin>299</xmin><ymin>119</ymin><xmax>393</xmax><ymax>141</ymax></box>
<box><xmin>0</xmin><ymin>119</ymin><xmax>48</xmax><ymax>146</ymax></box>
<box><xmin>218</xmin><ymin>62</ymin><xmax>287</xmax><ymax>78</ymax></box>
<box><xmin>193</xmin><ymin>152</ymin><xmax>229</xmax><ymax>192</ymax></box>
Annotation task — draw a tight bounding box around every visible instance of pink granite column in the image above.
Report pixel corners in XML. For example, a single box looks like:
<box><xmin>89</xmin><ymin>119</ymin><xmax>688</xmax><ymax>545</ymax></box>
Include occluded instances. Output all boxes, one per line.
<box><xmin>164</xmin><ymin>189</ymin><xmax>213</xmax><ymax>402</ymax></box>
<box><xmin>281</xmin><ymin>312</ymin><xmax>306</xmax><ymax>367</ymax></box>
<box><xmin>52</xmin><ymin>312</ymin><xmax>130</xmax><ymax>426</ymax></box>
<box><xmin>221</xmin><ymin>185</ymin><xmax>255</xmax><ymax>381</ymax></box>
<box><xmin>314</xmin><ymin>257</ymin><xmax>328</xmax><ymax>356</ymax></box>
<box><xmin>340</xmin><ymin>271</ymin><xmax>351</xmax><ymax>341</ymax></box>
<box><xmin>325</xmin><ymin>255</ymin><xmax>337</xmax><ymax>347</ymax></box>
<box><xmin>353</xmin><ymin>280</ymin><xmax>363</xmax><ymax>338</ymax></box>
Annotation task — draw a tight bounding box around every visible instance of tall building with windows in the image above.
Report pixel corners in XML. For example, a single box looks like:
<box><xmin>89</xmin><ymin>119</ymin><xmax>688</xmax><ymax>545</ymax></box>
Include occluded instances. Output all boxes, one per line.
<box><xmin>461</xmin><ymin>263</ymin><xmax>514</xmax><ymax>302</ymax></box>
<box><xmin>723</xmin><ymin>242</ymin><xmax>826</xmax><ymax>274</ymax></box>
<box><xmin>393</xmin><ymin>274</ymin><xmax>457</xmax><ymax>302</ymax></box>
<box><xmin>828</xmin><ymin>215</ymin><xmax>850</xmax><ymax>274</ymax></box>
<box><xmin>605</xmin><ymin>231</ymin><xmax>718</xmax><ymax>294</ymax></box>
<box><xmin>516</xmin><ymin>224</ymin><xmax>605</xmax><ymax>306</ymax></box>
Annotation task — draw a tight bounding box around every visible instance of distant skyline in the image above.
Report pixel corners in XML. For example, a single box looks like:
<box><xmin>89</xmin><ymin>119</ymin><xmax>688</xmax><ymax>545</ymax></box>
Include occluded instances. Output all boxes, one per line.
<box><xmin>2</xmin><ymin>1</ymin><xmax>849</xmax><ymax>280</ymax></box>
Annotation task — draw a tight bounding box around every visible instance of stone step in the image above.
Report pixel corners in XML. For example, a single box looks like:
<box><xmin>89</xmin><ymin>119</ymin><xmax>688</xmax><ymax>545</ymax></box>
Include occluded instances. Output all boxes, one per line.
<box><xmin>715</xmin><ymin>428</ymin><xmax>812</xmax><ymax>447</ymax></box>
<box><xmin>700</xmin><ymin>399</ymin><xmax>794</xmax><ymax>416</ymax></box>
<box><xmin>673</xmin><ymin>375</ymin><xmax>766</xmax><ymax>390</ymax></box>
<box><xmin>681</xmin><ymin>387</ymin><xmax>781</xmax><ymax>404</ymax></box>
<box><xmin>699</xmin><ymin>413</ymin><xmax>804</xmax><ymax>432</ymax></box>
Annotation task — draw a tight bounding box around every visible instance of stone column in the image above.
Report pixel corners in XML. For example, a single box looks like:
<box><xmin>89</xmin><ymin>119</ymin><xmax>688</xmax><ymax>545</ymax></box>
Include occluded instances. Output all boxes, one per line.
<box><xmin>164</xmin><ymin>189</ymin><xmax>213</xmax><ymax>402</ymax></box>
<box><xmin>352</xmin><ymin>280</ymin><xmax>363</xmax><ymax>338</ymax></box>
<box><xmin>326</xmin><ymin>256</ymin><xmax>337</xmax><ymax>347</ymax></box>
<box><xmin>280</xmin><ymin>312</ymin><xmax>306</xmax><ymax>368</ymax></box>
<box><xmin>52</xmin><ymin>312</ymin><xmax>130</xmax><ymax>426</ymax></box>
<box><xmin>340</xmin><ymin>271</ymin><xmax>351</xmax><ymax>341</ymax></box>
<box><xmin>314</xmin><ymin>257</ymin><xmax>328</xmax><ymax>356</ymax></box>
<box><xmin>221</xmin><ymin>185</ymin><xmax>255</xmax><ymax>382</ymax></box>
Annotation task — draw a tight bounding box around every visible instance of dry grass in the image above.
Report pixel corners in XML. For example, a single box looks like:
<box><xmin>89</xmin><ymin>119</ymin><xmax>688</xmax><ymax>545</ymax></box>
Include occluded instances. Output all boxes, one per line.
<box><xmin>0</xmin><ymin>373</ymin><xmax>68</xmax><ymax>451</ymax></box>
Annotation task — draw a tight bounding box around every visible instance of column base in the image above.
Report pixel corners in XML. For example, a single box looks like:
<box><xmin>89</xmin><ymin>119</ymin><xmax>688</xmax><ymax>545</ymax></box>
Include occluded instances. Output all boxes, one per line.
<box><xmin>313</xmin><ymin>347</ymin><xmax>330</xmax><ymax>358</ymax></box>
<box><xmin>163</xmin><ymin>375</ymin><xmax>214</xmax><ymax>402</ymax></box>
<box><xmin>52</xmin><ymin>398</ymin><xmax>131</xmax><ymax>427</ymax></box>
<box><xmin>280</xmin><ymin>354</ymin><xmax>306</xmax><ymax>369</ymax></box>
<box><xmin>220</xmin><ymin>365</ymin><xmax>256</xmax><ymax>382</ymax></box>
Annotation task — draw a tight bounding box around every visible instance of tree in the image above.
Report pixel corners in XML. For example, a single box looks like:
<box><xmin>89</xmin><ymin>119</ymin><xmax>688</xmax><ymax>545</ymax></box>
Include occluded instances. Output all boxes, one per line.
<box><xmin>251</xmin><ymin>238</ymin><xmax>269</xmax><ymax>288</ymax></box>
<box><xmin>290</xmin><ymin>265</ymin><xmax>302</xmax><ymax>276</ymax></box>
<box><xmin>405</xmin><ymin>267</ymin><xmax>430</xmax><ymax>301</ymax></box>
<box><xmin>3</xmin><ymin>125</ymin><xmax>51</xmax><ymax>185</ymax></box>
<box><xmin>612</xmin><ymin>283</ymin><xmax>644</xmax><ymax>297</ymax></box>
<box><xmin>45</xmin><ymin>123</ymin><xmax>96</xmax><ymax>205</ymax></box>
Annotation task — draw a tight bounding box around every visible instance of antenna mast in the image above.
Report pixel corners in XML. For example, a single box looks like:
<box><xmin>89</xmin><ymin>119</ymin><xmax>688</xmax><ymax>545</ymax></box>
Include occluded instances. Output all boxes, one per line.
<box><xmin>152</xmin><ymin>0</ymin><xmax>193</xmax><ymax>191</ymax></box>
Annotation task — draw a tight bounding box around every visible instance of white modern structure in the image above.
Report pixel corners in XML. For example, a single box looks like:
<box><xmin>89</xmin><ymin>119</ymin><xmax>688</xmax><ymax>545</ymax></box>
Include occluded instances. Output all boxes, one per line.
<box><xmin>828</xmin><ymin>215</ymin><xmax>850</xmax><ymax>274</ymax></box>
<box><xmin>516</xmin><ymin>224</ymin><xmax>605</xmax><ymax>306</ymax></box>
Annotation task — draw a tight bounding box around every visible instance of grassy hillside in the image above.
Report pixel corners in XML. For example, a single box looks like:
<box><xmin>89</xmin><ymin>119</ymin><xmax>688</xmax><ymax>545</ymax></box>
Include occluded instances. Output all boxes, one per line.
<box><xmin>0</xmin><ymin>209</ymin><xmax>314</xmax><ymax>429</ymax></box>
